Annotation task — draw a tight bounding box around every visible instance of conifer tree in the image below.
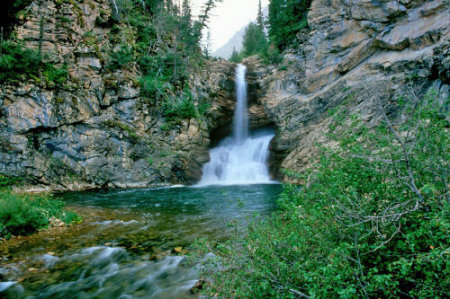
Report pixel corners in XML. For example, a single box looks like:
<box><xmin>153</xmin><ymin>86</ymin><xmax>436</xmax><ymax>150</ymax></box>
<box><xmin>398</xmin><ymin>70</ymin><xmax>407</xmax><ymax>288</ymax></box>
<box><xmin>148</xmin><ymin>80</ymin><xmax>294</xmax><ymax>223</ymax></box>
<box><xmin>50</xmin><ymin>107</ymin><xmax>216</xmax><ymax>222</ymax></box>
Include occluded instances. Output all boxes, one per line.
<box><xmin>229</xmin><ymin>47</ymin><xmax>242</xmax><ymax>63</ymax></box>
<box><xmin>203</xmin><ymin>30</ymin><xmax>212</xmax><ymax>58</ymax></box>
<box><xmin>268</xmin><ymin>0</ymin><xmax>312</xmax><ymax>50</ymax></box>
<box><xmin>257</xmin><ymin>0</ymin><xmax>264</xmax><ymax>31</ymax></box>
<box><xmin>242</xmin><ymin>22</ymin><xmax>267</xmax><ymax>57</ymax></box>
<box><xmin>182</xmin><ymin>0</ymin><xmax>191</xmax><ymax>21</ymax></box>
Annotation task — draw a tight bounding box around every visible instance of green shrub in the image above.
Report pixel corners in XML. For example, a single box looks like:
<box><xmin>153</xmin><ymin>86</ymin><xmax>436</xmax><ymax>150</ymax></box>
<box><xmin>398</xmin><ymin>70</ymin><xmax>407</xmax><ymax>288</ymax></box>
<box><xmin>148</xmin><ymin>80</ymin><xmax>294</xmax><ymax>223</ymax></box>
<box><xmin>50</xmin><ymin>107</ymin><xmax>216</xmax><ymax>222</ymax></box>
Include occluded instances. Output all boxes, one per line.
<box><xmin>197</xmin><ymin>101</ymin><xmax>211</xmax><ymax>117</ymax></box>
<box><xmin>198</xmin><ymin>88</ymin><xmax>449</xmax><ymax>297</ymax></box>
<box><xmin>0</xmin><ymin>40</ymin><xmax>68</xmax><ymax>86</ymax></box>
<box><xmin>105</xmin><ymin>120</ymin><xmax>139</xmax><ymax>143</ymax></box>
<box><xmin>0</xmin><ymin>192</ymin><xmax>81</xmax><ymax>238</ymax></box>
<box><xmin>162</xmin><ymin>89</ymin><xmax>198</xmax><ymax>123</ymax></box>
<box><xmin>0</xmin><ymin>174</ymin><xmax>22</xmax><ymax>190</ymax></box>
<box><xmin>108</xmin><ymin>44</ymin><xmax>134</xmax><ymax>69</ymax></box>
<box><xmin>229</xmin><ymin>49</ymin><xmax>243</xmax><ymax>63</ymax></box>
<box><xmin>140</xmin><ymin>74</ymin><xmax>172</xmax><ymax>98</ymax></box>
<box><xmin>268</xmin><ymin>0</ymin><xmax>312</xmax><ymax>50</ymax></box>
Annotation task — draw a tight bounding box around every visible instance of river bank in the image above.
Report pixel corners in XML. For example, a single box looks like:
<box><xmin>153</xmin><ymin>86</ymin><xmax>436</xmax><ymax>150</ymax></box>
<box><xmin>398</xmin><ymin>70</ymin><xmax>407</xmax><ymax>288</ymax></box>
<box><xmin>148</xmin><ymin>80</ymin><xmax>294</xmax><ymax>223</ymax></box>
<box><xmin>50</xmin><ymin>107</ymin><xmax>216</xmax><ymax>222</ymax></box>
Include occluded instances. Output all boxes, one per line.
<box><xmin>0</xmin><ymin>184</ymin><xmax>281</xmax><ymax>297</ymax></box>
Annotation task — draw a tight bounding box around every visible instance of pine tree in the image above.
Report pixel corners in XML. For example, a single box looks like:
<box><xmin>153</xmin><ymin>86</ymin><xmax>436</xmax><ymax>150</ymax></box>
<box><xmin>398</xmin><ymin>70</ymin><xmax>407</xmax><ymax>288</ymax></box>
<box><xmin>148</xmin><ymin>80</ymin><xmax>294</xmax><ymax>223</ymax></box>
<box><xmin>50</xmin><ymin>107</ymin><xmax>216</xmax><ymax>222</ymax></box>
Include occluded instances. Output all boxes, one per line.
<box><xmin>182</xmin><ymin>0</ymin><xmax>191</xmax><ymax>21</ymax></box>
<box><xmin>242</xmin><ymin>22</ymin><xmax>267</xmax><ymax>57</ymax></box>
<box><xmin>229</xmin><ymin>47</ymin><xmax>242</xmax><ymax>63</ymax></box>
<box><xmin>257</xmin><ymin>0</ymin><xmax>264</xmax><ymax>31</ymax></box>
<box><xmin>165</xmin><ymin>0</ymin><xmax>173</xmax><ymax>14</ymax></box>
<box><xmin>268</xmin><ymin>0</ymin><xmax>312</xmax><ymax>50</ymax></box>
<box><xmin>203</xmin><ymin>30</ymin><xmax>212</xmax><ymax>58</ymax></box>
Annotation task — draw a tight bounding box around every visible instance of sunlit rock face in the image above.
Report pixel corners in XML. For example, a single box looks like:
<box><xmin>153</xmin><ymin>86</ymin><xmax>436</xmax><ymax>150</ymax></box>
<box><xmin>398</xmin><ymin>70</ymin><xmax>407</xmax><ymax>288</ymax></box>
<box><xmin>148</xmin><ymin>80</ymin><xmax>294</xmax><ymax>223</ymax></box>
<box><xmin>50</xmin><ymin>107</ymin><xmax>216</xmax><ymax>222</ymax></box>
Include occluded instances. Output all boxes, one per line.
<box><xmin>1</xmin><ymin>0</ymin><xmax>448</xmax><ymax>189</ymax></box>
<box><xmin>244</xmin><ymin>0</ymin><xmax>449</xmax><ymax>183</ymax></box>
<box><xmin>0</xmin><ymin>0</ymin><xmax>241</xmax><ymax>191</ymax></box>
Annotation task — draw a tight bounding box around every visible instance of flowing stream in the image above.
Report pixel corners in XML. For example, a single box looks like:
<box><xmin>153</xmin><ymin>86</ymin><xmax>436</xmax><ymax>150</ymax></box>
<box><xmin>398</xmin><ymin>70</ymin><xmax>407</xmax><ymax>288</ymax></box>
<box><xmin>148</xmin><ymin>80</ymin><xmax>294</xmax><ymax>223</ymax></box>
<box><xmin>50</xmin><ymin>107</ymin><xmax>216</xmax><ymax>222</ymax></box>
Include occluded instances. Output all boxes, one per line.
<box><xmin>0</xmin><ymin>64</ymin><xmax>279</xmax><ymax>298</ymax></box>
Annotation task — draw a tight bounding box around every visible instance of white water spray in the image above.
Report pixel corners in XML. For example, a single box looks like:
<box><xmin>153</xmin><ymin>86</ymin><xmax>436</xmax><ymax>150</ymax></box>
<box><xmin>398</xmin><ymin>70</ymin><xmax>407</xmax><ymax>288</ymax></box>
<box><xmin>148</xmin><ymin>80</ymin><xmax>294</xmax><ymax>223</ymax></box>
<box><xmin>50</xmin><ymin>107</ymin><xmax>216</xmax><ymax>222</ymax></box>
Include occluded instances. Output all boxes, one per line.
<box><xmin>198</xmin><ymin>64</ymin><xmax>275</xmax><ymax>186</ymax></box>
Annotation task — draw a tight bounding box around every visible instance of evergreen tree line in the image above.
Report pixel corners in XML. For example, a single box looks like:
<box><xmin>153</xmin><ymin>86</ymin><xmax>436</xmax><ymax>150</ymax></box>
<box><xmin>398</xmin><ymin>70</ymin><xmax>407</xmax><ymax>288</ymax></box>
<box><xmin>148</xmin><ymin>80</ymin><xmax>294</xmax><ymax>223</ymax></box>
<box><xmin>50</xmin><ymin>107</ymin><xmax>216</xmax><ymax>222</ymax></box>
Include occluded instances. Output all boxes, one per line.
<box><xmin>104</xmin><ymin>0</ymin><xmax>223</xmax><ymax>124</ymax></box>
<box><xmin>230</xmin><ymin>0</ymin><xmax>312</xmax><ymax>63</ymax></box>
<box><xmin>1</xmin><ymin>0</ymin><xmax>221</xmax><ymax>124</ymax></box>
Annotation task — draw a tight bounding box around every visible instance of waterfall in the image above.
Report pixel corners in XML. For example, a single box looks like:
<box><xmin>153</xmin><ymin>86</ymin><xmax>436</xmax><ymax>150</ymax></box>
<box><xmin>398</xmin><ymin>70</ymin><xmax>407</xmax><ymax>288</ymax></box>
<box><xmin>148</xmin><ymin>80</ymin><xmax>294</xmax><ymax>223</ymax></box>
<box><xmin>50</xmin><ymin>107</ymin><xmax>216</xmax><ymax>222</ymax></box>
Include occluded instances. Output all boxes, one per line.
<box><xmin>197</xmin><ymin>64</ymin><xmax>275</xmax><ymax>186</ymax></box>
<box><xmin>233</xmin><ymin>64</ymin><xmax>249</xmax><ymax>143</ymax></box>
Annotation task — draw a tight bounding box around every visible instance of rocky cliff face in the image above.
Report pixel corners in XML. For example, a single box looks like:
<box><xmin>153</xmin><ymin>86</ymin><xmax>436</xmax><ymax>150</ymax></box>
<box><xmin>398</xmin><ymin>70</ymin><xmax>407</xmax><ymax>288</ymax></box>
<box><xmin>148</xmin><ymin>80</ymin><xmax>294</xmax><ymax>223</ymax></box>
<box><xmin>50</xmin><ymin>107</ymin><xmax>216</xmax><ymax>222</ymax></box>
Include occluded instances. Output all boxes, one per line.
<box><xmin>247</xmin><ymin>0</ymin><xmax>449</xmax><ymax>182</ymax></box>
<box><xmin>2</xmin><ymin>0</ymin><xmax>448</xmax><ymax>190</ymax></box>
<box><xmin>0</xmin><ymin>0</ymin><xmax>245</xmax><ymax>191</ymax></box>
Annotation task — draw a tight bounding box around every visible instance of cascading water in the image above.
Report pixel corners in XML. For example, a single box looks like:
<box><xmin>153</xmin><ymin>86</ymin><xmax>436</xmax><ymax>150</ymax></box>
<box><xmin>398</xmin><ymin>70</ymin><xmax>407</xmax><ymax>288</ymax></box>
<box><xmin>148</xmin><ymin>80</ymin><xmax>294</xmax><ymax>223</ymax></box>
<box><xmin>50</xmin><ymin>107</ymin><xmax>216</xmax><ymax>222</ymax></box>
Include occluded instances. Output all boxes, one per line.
<box><xmin>233</xmin><ymin>64</ymin><xmax>249</xmax><ymax>143</ymax></box>
<box><xmin>198</xmin><ymin>64</ymin><xmax>275</xmax><ymax>186</ymax></box>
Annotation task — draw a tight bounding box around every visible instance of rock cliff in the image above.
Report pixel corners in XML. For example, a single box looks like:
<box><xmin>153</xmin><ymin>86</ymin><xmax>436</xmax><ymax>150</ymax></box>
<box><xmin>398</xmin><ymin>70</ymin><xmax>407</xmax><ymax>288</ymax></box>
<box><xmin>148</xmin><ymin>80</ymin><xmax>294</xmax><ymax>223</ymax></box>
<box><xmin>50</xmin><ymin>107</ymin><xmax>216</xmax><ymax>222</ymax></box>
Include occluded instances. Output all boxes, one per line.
<box><xmin>247</xmin><ymin>0</ymin><xmax>449</xmax><ymax>182</ymax></box>
<box><xmin>0</xmin><ymin>0</ymin><xmax>245</xmax><ymax>191</ymax></box>
<box><xmin>1</xmin><ymin>0</ymin><xmax>448</xmax><ymax>190</ymax></box>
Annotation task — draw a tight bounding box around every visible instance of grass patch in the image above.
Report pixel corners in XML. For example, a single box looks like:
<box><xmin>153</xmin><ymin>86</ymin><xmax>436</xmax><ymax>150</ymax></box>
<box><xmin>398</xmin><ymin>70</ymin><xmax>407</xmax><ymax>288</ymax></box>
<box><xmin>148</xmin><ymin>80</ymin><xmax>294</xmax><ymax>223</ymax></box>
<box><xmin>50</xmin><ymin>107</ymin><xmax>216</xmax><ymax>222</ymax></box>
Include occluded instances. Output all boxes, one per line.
<box><xmin>0</xmin><ymin>174</ymin><xmax>81</xmax><ymax>239</ymax></box>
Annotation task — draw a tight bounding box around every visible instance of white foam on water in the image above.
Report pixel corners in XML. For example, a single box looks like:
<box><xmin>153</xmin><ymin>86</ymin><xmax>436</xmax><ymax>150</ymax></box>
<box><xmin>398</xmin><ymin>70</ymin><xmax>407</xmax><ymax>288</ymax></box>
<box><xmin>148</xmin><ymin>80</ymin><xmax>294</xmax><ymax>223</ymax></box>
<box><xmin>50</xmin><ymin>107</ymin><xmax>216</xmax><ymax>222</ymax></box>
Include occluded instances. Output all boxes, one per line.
<box><xmin>198</xmin><ymin>64</ymin><xmax>276</xmax><ymax>186</ymax></box>
<box><xmin>91</xmin><ymin>220</ymin><xmax>140</xmax><ymax>226</ymax></box>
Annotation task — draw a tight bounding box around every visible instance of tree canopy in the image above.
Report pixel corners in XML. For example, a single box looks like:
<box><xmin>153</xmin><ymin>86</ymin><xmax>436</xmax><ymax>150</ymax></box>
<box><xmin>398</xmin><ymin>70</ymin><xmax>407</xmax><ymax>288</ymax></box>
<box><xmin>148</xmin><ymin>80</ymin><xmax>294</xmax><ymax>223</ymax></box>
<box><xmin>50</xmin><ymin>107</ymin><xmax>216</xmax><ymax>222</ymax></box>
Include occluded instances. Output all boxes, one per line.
<box><xmin>242</xmin><ymin>22</ymin><xmax>268</xmax><ymax>57</ymax></box>
<box><xmin>268</xmin><ymin>0</ymin><xmax>312</xmax><ymax>50</ymax></box>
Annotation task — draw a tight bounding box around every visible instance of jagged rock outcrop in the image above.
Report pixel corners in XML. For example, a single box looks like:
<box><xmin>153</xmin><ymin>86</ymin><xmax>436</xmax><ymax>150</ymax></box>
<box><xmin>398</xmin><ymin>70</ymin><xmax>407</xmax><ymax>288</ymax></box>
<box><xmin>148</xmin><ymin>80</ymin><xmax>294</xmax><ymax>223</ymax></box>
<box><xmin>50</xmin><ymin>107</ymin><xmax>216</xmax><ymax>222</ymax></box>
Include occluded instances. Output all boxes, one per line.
<box><xmin>2</xmin><ymin>0</ymin><xmax>447</xmax><ymax>189</ymax></box>
<box><xmin>247</xmin><ymin>0</ymin><xmax>449</xmax><ymax>182</ymax></box>
<box><xmin>0</xmin><ymin>0</ymin><xmax>239</xmax><ymax>191</ymax></box>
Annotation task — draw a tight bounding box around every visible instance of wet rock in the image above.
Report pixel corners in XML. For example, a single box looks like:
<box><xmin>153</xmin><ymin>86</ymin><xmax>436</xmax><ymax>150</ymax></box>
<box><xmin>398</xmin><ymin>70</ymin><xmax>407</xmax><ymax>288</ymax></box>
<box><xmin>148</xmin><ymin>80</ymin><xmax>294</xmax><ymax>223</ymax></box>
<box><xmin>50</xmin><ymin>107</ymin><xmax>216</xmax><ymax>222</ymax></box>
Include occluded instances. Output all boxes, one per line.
<box><xmin>245</xmin><ymin>0</ymin><xmax>449</xmax><ymax>182</ymax></box>
<box><xmin>0</xmin><ymin>0</ymin><xmax>238</xmax><ymax>190</ymax></box>
<box><xmin>190</xmin><ymin>278</ymin><xmax>206</xmax><ymax>294</ymax></box>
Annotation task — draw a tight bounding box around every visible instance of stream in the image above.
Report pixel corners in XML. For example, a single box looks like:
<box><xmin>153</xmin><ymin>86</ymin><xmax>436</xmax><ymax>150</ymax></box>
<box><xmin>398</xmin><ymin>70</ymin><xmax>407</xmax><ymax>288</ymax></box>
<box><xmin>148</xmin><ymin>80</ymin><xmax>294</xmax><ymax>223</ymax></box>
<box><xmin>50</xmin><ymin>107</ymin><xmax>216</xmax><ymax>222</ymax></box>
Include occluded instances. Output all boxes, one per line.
<box><xmin>0</xmin><ymin>184</ymin><xmax>281</xmax><ymax>298</ymax></box>
<box><xmin>0</xmin><ymin>64</ymin><xmax>280</xmax><ymax>298</ymax></box>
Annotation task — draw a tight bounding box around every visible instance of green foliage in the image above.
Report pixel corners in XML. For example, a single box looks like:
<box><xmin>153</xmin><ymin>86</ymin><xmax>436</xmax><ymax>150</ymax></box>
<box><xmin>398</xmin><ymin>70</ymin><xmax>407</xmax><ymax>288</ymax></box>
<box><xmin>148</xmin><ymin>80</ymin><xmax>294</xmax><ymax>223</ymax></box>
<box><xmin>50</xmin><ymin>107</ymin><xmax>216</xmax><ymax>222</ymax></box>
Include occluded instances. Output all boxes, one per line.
<box><xmin>162</xmin><ymin>89</ymin><xmax>197</xmax><ymax>123</ymax></box>
<box><xmin>108</xmin><ymin>44</ymin><xmax>135</xmax><ymax>69</ymax></box>
<box><xmin>0</xmin><ymin>174</ymin><xmax>22</xmax><ymax>190</ymax></box>
<box><xmin>229</xmin><ymin>48</ymin><xmax>243</xmax><ymax>63</ymax></box>
<box><xmin>0</xmin><ymin>174</ymin><xmax>81</xmax><ymax>238</ymax></box>
<box><xmin>197</xmin><ymin>100</ymin><xmax>211</xmax><ymax>117</ymax></box>
<box><xmin>228</xmin><ymin>21</ymin><xmax>268</xmax><ymax>62</ymax></box>
<box><xmin>268</xmin><ymin>0</ymin><xmax>312</xmax><ymax>50</ymax></box>
<box><xmin>105</xmin><ymin>120</ymin><xmax>139</xmax><ymax>143</ymax></box>
<box><xmin>242</xmin><ymin>22</ymin><xmax>268</xmax><ymax>57</ymax></box>
<box><xmin>264</xmin><ymin>43</ymin><xmax>282</xmax><ymax>64</ymax></box>
<box><xmin>0</xmin><ymin>40</ymin><xmax>68</xmax><ymax>86</ymax></box>
<box><xmin>105</xmin><ymin>0</ymin><xmax>216</xmax><ymax>123</ymax></box>
<box><xmin>0</xmin><ymin>192</ymin><xmax>81</xmax><ymax>238</ymax></box>
<box><xmin>42</xmin><ymin>63</ymin><xmax>69</xmax><ymax>87</ymax></box>
<box><xmin>199</xmin><ymin>89</ymin><xmax>449</xmax><ymax>297</ymax></box>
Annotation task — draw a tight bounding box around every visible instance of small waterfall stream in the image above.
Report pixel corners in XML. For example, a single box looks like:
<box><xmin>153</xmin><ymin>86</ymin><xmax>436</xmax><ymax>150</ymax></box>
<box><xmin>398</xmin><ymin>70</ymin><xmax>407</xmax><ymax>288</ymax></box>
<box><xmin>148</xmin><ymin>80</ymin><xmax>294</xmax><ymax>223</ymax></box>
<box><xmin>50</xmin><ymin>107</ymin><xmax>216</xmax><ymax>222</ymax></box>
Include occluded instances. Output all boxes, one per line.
<box><xmin>198</xmin><ymin>64</ymin><xmax>275</xmax><ymax>186</ymax></box>
<box><xmin>0</xmin><ymin>64</ymin><xmax>280</xmax><ymax>299</ymax></box>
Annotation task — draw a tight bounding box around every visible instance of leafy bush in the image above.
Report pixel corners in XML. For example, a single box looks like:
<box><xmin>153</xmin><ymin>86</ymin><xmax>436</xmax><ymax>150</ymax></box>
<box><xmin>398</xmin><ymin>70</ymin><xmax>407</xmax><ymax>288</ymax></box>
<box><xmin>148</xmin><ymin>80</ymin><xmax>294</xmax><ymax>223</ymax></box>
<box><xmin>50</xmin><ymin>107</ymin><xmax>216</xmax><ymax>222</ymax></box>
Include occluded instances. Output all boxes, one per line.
<box><xmin>108</xmin><ymin>44</ymin><xmax>134</xmax><ymax>69</ymax></box>
<box><xmin>268</xmin><ymin>0</ymin><xmax>312</xmax><ymax>50</ymax></box>
<box><xmin>140</xmin><ymin>73</ymin><xmax>172</xmax><ymax>99</ymax></box>
<box><xmin>162</xmin><ymin>91</ymin><xmax>197</xmax><ymax>123</ymax></box>
<box><xmin>0</xmin><ymin>192</ymin><xmax>81</xmax><ymax>238</ymax></box>
<box><xmin>198</xmin><ymin>88</ymin><xmax>449</xmax><ymax>297</ymax></box>
<box><xmin>0</xmin><ymin>174</ymin><xmax>22</xmax><ymax>189</ymax></box>
<box><xmin>0</xmin><ymin>40</ymin><xmax>68</xmax><ymax>86</ymax></box>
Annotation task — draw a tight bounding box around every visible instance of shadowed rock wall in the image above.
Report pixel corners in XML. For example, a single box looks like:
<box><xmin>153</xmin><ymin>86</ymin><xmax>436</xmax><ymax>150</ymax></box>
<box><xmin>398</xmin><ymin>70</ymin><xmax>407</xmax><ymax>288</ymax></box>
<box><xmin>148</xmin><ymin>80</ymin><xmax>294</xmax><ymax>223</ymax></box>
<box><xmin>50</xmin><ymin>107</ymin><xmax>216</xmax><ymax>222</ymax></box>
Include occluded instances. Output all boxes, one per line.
<box><xmin>0</xmin><ymin>0</ymin><xmax>238</xmax><ymax>191</ymax></box>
